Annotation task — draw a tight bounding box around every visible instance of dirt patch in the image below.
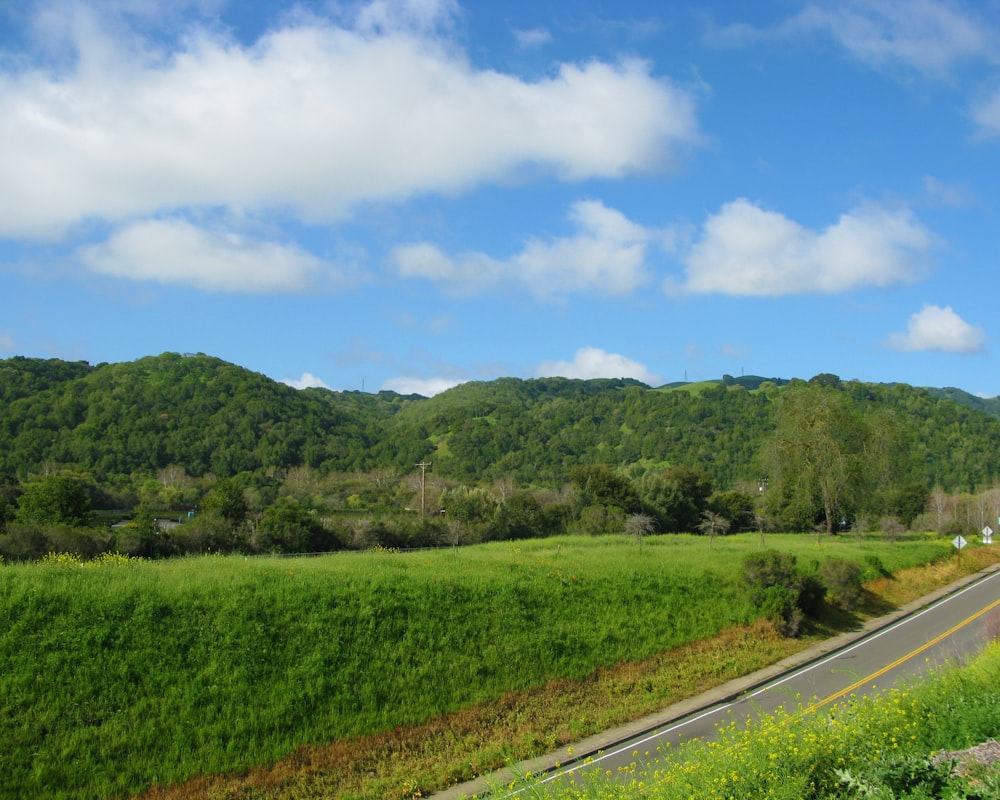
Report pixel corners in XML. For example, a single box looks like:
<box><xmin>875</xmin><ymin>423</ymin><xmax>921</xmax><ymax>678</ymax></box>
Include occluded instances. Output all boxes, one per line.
<box><xmin>932</xmin><ymin>739</ymin><xmax>1000</xmax><ymax>777</ymax></box>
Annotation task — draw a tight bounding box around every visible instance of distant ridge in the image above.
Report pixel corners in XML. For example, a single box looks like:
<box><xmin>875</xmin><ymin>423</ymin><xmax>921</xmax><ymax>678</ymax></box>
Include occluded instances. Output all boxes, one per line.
<box><xmin>2</xmin><ymin>353</ymin><xmax>1000</xmax><ymax>491</ymax></box>
<box><xmin>924</xmin><ymin>386</ymin><xmax>1000</xmax><ymax>420</ymax></box>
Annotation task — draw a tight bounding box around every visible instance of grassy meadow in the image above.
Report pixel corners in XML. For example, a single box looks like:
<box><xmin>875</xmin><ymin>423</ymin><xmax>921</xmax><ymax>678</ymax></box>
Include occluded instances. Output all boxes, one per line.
<box><xmin>0</xmin><ymin>533</ymin><xmax>965</xmax><ymax>799</ymax></box>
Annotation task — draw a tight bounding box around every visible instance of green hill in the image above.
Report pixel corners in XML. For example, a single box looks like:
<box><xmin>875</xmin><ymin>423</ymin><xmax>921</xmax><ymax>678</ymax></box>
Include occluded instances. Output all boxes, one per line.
<box><xmin>1</xmin><ymin>354</ymin><xmax>999</xmax><ymax>493</ymax></box>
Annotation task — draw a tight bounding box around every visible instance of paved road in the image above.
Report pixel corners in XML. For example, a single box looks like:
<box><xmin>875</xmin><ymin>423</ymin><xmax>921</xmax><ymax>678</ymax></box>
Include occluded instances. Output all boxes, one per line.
<box><xmin>433</xmin><ymin>563</ymin><xmax>1000</xmax><ymax>799</ymax></box>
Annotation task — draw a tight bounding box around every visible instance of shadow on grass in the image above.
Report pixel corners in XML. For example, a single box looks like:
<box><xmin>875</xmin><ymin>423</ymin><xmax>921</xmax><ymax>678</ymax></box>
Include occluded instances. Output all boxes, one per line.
<box><xmin>804</xmin><ymin>589</ymin><xmax>898</xmax><ymax>640</ymax></box>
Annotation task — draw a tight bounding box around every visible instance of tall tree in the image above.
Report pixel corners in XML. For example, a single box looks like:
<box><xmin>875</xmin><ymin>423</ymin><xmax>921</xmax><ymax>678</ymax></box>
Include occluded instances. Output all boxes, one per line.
<box><xmin>760</xmin><ymin>386</ymin><xmax>897</xmax><ymax>537</ymax></box>
<box><xmin>16</xmin><ymin>474</ymin><xmax>93</xmax><ymax>527</ymax></box>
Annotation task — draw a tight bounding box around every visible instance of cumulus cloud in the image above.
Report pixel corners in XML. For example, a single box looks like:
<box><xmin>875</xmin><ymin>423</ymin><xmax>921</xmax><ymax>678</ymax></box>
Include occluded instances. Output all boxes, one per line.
<box><xmin>713</xmin><ymin>0</ymin><xmax>993</xmax><ymax>77</ymax></box>
<box><xmin>668</xmin><ymin>199</ymin><xmax>933</xmax><ymax>296</ymax></box>
<box><xmin>535</xmin><ymin>346</ymin><xmax>661</xmax><ymax>384</ymax></box>
<box><xmin>888</xmin><ymin>304</ymin><xmax>986</xmax><ymax>353</ymax></box>
<box><xmin>282</xmin><ymin>372</ymin><xmax>332</xmax><ymax>390</ymax></box>
<box><xmin>392</xmin><ymin>200</ymin><xmax>654</xmax><ymax>298</ymax></box>
<box><xmin>0</xmin><ymin>3</ymin><xmax>700</xmax><ymax>239</ymax></box>
<box><xmin>380</xmin><ymin>376</ymin><xmax>462</xmax><ymax>396</ymax></box>
<box><xmin>76</xmin><ymin>218</ymin><xmax>352</xmax><ymax>292</ymax></box>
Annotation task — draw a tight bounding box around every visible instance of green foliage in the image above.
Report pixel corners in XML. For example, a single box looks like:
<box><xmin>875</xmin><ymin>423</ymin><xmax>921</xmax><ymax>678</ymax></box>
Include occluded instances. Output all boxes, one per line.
<box><xmin>834</xmin><ymin>755</ymin><xmax>956</xmax><ymax>799</ymax></box>
<box><xmin>708</xmin><ymin>489</ymin><xmax>756</xmax><ymax>532</ymax></box>
<box><xmin>818</xmin><ymin>557</ymin><xmax>865</xmax><ymax>611</ymax></box>
<box><xmin>112</xmin><ymin>503</ymin><xmax>165</xmax><ymax>558</ymax></box>
<box><xmin>202</xmin><ymin>477</ymin><xmax>248</xmax><ymax>529</ymax></box>
<box><xmin>492</xmin><ymin>492</ymin><xmax>548</xmax><ymax>540</ymax></box>
<box><xmin>16</xmin><ymin>474</ymin><xmax>93</xmax><ymax>526</ymax></box>
<box><xmin>4</xmin><ymin>354</ymin><xmax>1000</xmax><ymax>542</ymax></box>
<box><xmin>570</xmin><ymin>464</ymin><xmax>639</xmax><ymax>514</ymax></box>
<box><xmin>741</xmin><ymin>549</ymin><xmax>814</xmax><ymax>636</ymax></box>
<box><xmin>887</xmin><ymin>483</ymin><xmax>932</xmax><ymax>527</ymax></box>
<box><xmin>0</xmin><ymin>534</ymin><xmax>950</xmax><ymax>799</ymax></box>
<box><xmin>638</xmin><ymin>466</ymin><xmax>713</xmax><ymax>533</ymax></box>
<box><xmin>441</xmin><ymin>485</ymin><xmax>499</xmax><ymax>524</ymax></box>
<box><xmin>762</xmin><ymin>386</ymin><xmax>882</xmax><ymax>535</ymax></box>
<box><xmin>256</xmin><ymin>497</ymin><xmax>328</xmax><ymax>553</ymax></box>
<box><xmin>527</xmin><ymin>642</ymin><xmax>1000</xmax><ymax>800</ymax></box>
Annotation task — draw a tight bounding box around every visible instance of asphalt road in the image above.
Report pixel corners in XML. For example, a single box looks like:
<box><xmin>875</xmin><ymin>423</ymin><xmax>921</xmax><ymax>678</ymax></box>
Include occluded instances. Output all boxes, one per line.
<box><xmin>432</xmin><ymin>562</ymin><xmax>1000</xmax><ymax>800</ymax></box>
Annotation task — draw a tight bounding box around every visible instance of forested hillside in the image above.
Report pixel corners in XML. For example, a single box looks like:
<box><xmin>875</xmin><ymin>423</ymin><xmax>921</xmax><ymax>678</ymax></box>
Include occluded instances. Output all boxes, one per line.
<box><xmin>1</xmin><ymin>352</ymin><xmax>999</xmax><ymax>492</ymax></box>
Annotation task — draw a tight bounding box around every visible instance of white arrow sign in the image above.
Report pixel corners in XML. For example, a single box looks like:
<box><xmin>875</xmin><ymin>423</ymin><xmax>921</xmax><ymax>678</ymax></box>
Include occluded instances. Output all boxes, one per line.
<box><xmin>953</xmin><ymin>535</ymin><xmax>968</xmax><ymax>550</ymax></box>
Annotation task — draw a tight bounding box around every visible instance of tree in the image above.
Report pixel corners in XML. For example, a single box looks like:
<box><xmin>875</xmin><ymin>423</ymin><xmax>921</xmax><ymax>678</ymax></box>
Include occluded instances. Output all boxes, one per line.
<box><xmin>760</xmin><ymin>386</ymin><xmax>897</xmax><ymax>537</ymax></box>
<box><xmin>697</xmin><ymin>510</ymin><xmax>729</xmax><ymax>548</ymax></box>
<box><xmin>493</xmin><ymin>492</ymin><xmax>546</xmax><ymax>540</ymax></box>
<box><xmin>887</xmin><ymin>483</ymin><xmax>930</xmax><ymax>528</ymax></box>
<box><xmin>257</xmin><ymin>497</ymin><xmax>325</xmax><ymax>553</ymax></box>
<box><xmin>570</xmin><ymin>465</ymin><xmax>639</xmax><ymax>515</ymax></box>
<box><xmin>638</xmin><ymin>466</ymin><xmax>712</xmax><ymax>533</ymax></box>
<box><xmin>624</xmin><ymin>512</ymin><xmax>656</xmax><ymax>548</ymax></box>
<box><xmin>0</xmin><ymin>479</ymin><xmax>19</xmax><ymax>534</ymax></box>
<box><xmin>708</xmin><ymin>489</ymin><xmax>755</xmax><ymax>532</ymax></box>
<box><xmin>203</xmin><ymin>478</ymin><xmax>248</xmax><ymax>530</ymax></box>
<box><xmin>16</xmin><ymin>475</ymin><xmax>93</xmax><ymax>527</ymax></box>
<box><xmin>441</xmin><ymin>485</ymin><xmax>499</xmax><ymax>525</ymax></box>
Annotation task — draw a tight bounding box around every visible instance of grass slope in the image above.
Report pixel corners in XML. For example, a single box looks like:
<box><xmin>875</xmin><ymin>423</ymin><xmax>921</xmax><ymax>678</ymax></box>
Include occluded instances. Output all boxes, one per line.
<box><xmin>0</xmin><ymin>535</ymin><xmax>955</xmax><ymax>799</ymax></box>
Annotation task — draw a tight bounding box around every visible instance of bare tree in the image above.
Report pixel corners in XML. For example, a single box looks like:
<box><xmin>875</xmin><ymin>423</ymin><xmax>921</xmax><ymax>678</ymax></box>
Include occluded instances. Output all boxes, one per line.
<box><xmin>930</xmin><ymin>486</ymin><xmax>952</xmax><ymax>533</ymax></box>
<box><xmin>624</xmin><ymin>512</ymin><xmax>656</xmax><ymax>549</ymax></box>
<box><xmin>698</xmin><ymin>510</ymin><xmax>729</xmax><ymax>548</ymax></box>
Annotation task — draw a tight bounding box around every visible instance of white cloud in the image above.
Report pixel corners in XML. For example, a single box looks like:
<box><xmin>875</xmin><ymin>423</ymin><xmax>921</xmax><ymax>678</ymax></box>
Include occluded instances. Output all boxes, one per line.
<box><xmin>888</xmin><ymin>304</ymin><xmax>986</xmax><ymax>353</ymax></box>
<box><xmin>0</xmin><ymin>332</ymin><xmax>16</xmax><ymax>352</ymax></box>
<box><xmin>392</xmin><ymin>200</ymin><xmax>653</xmax><ymax>298</ymax></box>
<box><xmin>535</xmin><ymin>346</ymin><xmax>661</xmax><ymax>384</ymax></box>
<box><xmin>78</xmin><ymin>218</ymin><xmax>349</xmax><ymax>292</ymax></box>
<box><xmin>799</xmin><ymin>0</ymin><xmax>992</xmax><ymax>75</ymax></box>
<box><xmin>669</xmin><ymin>199</ymin><xmax>933</xmax><ymax>297</ymax></box>
<box><xmin>380</xmin><ymin>376</ymin><xmax>462</xmax><ymax>396</ymax></box>
<box><xmin>922</xmin><ymin>175</ymin><xmax>972</xmax><ymax>207</ymax></box>
<box><xmin>971</xmin><ymin>85</ymin><xmax>1000</xmax><ymax>138</ymax></box>
<box><xmin>282</xmin><ymin>372</ymin><xmax>332</xmax><ymax>390</ymax></box>
<box><xmin>715</xmin><ymin>0</ymin><xmax>994</xmax><ymax>77</ymax></box>
<box><xmin>352</xmin><ymin>0</ymin><xmax>459</xmax><ymax>35</ymax></box>
<box><xmin>0</xmin><ymin>4</ymin><xmax>700</xmax><ymax>239</ymax></box>
<box><xmin>513</xmin><ymin>27</ymin><xmax>551</xmax><ymax>48</ymax></box>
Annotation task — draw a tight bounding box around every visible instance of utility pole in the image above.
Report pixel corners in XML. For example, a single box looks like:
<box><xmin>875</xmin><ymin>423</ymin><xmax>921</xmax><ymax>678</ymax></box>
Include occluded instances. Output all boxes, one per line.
<box><xmin>415</xmin><ymin>461</ymin><xmax>432</xmax><ymax>515</ymax></box>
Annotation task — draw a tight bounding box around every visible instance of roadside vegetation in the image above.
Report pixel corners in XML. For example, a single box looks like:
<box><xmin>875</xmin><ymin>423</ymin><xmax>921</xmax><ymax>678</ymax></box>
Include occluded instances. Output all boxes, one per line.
<box><xmin>509</xmin><ymin>635</ymin><xmax>1000</xmax><ymax>800</ymax></box>
<box><xmin>2</xmin><ymin>533</ymin><xmax>995</xmax><ymax>800</ymax></box>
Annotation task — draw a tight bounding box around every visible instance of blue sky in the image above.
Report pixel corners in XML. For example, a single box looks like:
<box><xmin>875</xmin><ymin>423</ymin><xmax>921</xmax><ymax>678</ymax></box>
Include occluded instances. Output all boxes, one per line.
<box><xmin>2</xmin><ymin>0</ymin><xmax>999</xmax><ymax>397</ymax></box>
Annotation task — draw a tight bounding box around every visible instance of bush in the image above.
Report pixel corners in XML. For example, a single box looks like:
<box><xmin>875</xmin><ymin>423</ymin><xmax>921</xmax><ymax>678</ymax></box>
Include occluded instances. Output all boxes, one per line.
<box><xmin>759</xmin><ymin>584</ymin><xmax>806</xmax><ymax>637</ymax></box>
<box><xmin>742</xmin><ymin>549</ymin><xmax>800</xmax><ymax>605</ymax></box>
<box><xmin>741</xmin><ymin>550</ymin><xmax>812</xmax><ymax>636</ymax></box>
<box><xmin>818</xmin><ymin>557</ymin><xmax>865</xmax><ymax>611</ymax></box>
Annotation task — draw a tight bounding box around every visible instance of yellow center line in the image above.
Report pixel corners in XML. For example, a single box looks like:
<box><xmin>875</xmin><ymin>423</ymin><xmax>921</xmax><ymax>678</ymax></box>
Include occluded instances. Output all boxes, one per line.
<box><xmin>802</xmin><ymin>596</ymin><xmax>1000</xmax><ymax>715</ymax></box>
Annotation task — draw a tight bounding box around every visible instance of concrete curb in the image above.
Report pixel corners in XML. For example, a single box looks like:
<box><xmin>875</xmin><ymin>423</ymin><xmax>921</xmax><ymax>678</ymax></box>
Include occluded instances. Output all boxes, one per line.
<box><xmin>430</xmin><ymin>562</ymin><xmax>1000</xmax><ymax>799</ymax></box>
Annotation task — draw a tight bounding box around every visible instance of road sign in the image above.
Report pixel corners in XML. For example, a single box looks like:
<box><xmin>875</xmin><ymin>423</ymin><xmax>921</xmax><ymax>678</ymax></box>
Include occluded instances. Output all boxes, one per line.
<box><xmin>983</xmin><ymin>526</ymin><xmax>994</xmax><ymax>544</ymax></box>
<box><xmin>953</xmin><ymin>535</ymin><xmax>968</xmax><ymax>550</ymax></box>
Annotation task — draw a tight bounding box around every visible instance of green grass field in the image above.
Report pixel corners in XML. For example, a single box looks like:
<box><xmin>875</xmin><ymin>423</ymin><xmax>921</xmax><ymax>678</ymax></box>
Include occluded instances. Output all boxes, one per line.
<box><xmin>0</xmin><ymin>534</ymin><xmax>954</xmax><ymax>799</ymax></box>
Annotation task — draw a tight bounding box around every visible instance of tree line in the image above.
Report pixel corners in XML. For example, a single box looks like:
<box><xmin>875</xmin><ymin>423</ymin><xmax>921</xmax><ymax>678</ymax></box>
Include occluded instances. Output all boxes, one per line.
<box><xmin>2</xmin><ymin>355</ymin><xmax>1000</xmax><ymax>560</ymax></box>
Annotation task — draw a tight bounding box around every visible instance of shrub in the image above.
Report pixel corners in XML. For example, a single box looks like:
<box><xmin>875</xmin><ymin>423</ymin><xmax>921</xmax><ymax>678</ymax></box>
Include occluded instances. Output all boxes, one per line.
<box><xmin>742</xmin><ymin>550</ymin><xmax>811</xmax><ymax>636</ymax></box>
<box><xmin>742</xmin><ymin>549</ymin><xmax>801</xmax><ymax>605</ymax></box>
<box><xmin>759</xmin><ymin>584</ymin><xmax>806</xmax><ymax>637</ymax></box>
<box><xmin>818</xmin><ymin>557</ymin><xmax>865</xmax><ymax>611</ymax></box>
